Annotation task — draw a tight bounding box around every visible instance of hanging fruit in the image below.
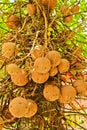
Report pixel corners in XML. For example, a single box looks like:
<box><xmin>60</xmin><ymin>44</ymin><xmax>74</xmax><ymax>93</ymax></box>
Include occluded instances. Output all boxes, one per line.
<box><xmin>42</xmin><ymin>0</ymin><xmax>57</xmax><ymax>9</ymax></box>
<box><xmin>46</xmin><ymin>50</ymin><xmax>61</xmax><ymax>67</ymax></box>
<box><xmin>26</xmin><ymin>4</ymin><xmax>36</xmax><ymax>15</ymax></box>
<box><xmin>63</xmin><ymin>15</ymin><xmax>73</xmax><ymax>23</ymax></box>
<box><xmin>31</xmin><ymin>70</ymin><xmax>49</xmax><ymax>84</ymax></box>
<box><xmin>11</xmin><ymin>69</ymin><xmax>28</xmax><ymax>86</ymax></box>
<box><xmin>58</xmin><ymin>59</ymin><xmax>70</xmax><ymax>73</ymax></box>
<box><xmin>43</xmin><ymin>82</ymin><xmax>60</xmax><ymax>101</ymax></box>
<box><xmin>59</xmin><ymin>85</ymin><xmax>76</xmax><ymax>104</ymax></box>
<box><xmin>9</xmin><ymin>97</ymin><xmax>29</xmax><ymax>118</ymax></box>
<box><xmin>6</xmin><ymin>15</ymin><xmax>20</xmax><ymax>29</ymax></box>
<box><xmin>71</xmin><ymin>5</ymin><xmax>79</xmax><ymax>14</ymax></box>
<box><xmin>0</xmin><ymin>117</ymin><xmax>4</xmax><ymax>130</ymax></box>
<box><xmin>24</xmin><ymin>99</ymin><xmax>38</xmax><ymax>118</ymax></box>
<box><xmin>7</xmin><ymin>63</ymin><xmax>19</xmax><ymax>75</ymax></box>
<box><xmin>73</xmin><ymin>80</ymin><xmax>87</xmax><ymax>96</ymax></box>
<box><xmin>2</xmin><ymin>42</ymin><xmax>16</xmax><ymax>58</ymax></box>
<box><xmin>34</xmin><ymin>57</ymin><xmax>51</xmax><ymax>73</ymax></box>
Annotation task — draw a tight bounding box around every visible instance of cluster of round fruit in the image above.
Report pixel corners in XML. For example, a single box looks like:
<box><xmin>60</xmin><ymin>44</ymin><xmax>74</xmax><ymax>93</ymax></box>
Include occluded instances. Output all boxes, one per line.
<box><xmin>30</xmin><ymin>47</ymin><xmax>87</xmax><ymax>103</ymax></box>
<box><xmin>31</xmin><ymin>49</ymin><xmax>70</xmax><ymax>84</ymax></box>
<box><xmin>5</xmin><ymin>0</ymin><xmax>80</xmax><ymax>32</ymax></box>
<box><xmin>1</xmin><ymin>42</ymin><xmax>17</xmax><ymax>59</ymax></box>
<box><xmin>8</xmin><ymin>80</ymin><xmax>87</xmax><ymax>119</ymax></box>
<box><xmin>30</xmin><ymin>48</ymin><xmax>76</xmax><ymax>104</ymax></box>
<box><xmin>43</xmin><ymin>81</ymin><xmax>76</xmax><ymax>103</ymax></box>
<box><xmin>1</xmin><ymin>40</ymin><xmax>70</xmax><ymax>86</ymax></box>
<box><xmin>43</xmin><ymin>79</ymin><xmax>87</xmax><ymax>103</ymax></box>
<box><xmin>61</xmin><ymin>4</ymin><xmax>79</xmax><ymax>23</ymax></box>
<box><xmin>8</xmin><ymin>97</ymin><xmax>37</xmax><ymax>118</ymax></box>
<box><xmin>0</xmin><ymin>97</ymin><xmax>37</xmax><ymax>129</ymax></box>
<box><xmin>2</xmin><ymin>41</ymin><xmax>87</xmax><ymax>103</ymax></box>
<box><xmin>5</xmin><ymin>0</ymin><xmax>57</xmax><ymax>30</ymax></box>
<box><xmin>27</xmin><ymin>0</ymin><xmax>57</xmax><ymax>15</ymax></box>
<box><xmin>1</xmin><ymin>79</ymin><xmax>87</xmax><ymax>126</ymax></box>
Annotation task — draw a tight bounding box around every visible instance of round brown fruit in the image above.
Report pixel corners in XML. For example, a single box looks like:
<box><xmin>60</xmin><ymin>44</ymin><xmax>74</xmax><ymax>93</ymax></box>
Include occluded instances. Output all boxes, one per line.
<box><xmin>61</xmin><ymin>5</ymin><xmax>70</xmax><ymax>16</ymax></box>
<box><xmin>42</xmin><ymin>0</ymin><xmax>57</xmax><ymax>9</ymax></box>
<box><xmin>11</xmin><ymin>69</ymin><xmax>28</xmax><ymax>86</ymax></box>
<box><xmin>63</xmin><ymin>15</ymin><xmax>73</xmax><ymax>23</ymax></box>
<box><xmin>9</xmin><ymin>97</ymin><xmax>28</xmax><ymax>118</ymax></box>
<box><xmin>27</xmin><ymin>4</ymin><xmax>36</xmax><ymax>15</ymax></box>
<box><xmin>34</xmin><ymin>57</ymin><xmax>51</xmax><ymax>73</ymax></box>
<box><xmin>58</xmin><ymin>59</ymin><xmax>70</xmax><ymax>73</ymax></box>
<box><xmin>46</xmin><ymin>50</ymin><xmax>61</xmax><ymax>67</ymax></box>
<box><xmin>24</xmin><ymin>99</ymin><xmax>38</xmax><ymax>118</ymax></box>
<box><xmin>6</xmin><ymin>15</ymin><xmax>20</xmax><ymax>29</ymax></box>
<box><xmin>71</xmin><ymin>5</ymin><xmax>79</xmax><ymax>14</ymax></box>
<box><xmin>59</xmin><ymin>85</ymin><xmax>76</xmax><ymax>104</ymax></box>
<box><xmin>7</xmin><ymin>63</ymin><xmax>19</xmax><ymax>75</ymax></box>
<box><xmin>0</xmin><ymin>117</ymin><xmax>4</xmax><ymax>130</ymax></box>
<box><xmin>73</xmin><ymin>80</ymin><xmax>87</xmax><ymax>95</ymax></box>
<box><xmin>83</xmin><ymin>89</ymin><xmax>87</xmax><ymax>96</ymax></box>
<box><xmin>2</xmin><ymin>42</ymin><xmax>16</xmax><ymax>58</ymax></box>
<box><xmin>30</xmin><ymin>46</ymin><xmax>44</xmax><ymax>60</ymax></box>
<box><xmin>31</xmin><ymin>70</ymin><xmax>49</xmax><ymax>84</ymax></box>
<box><xmin>49</xmin><ymin>67</ymin><xmax>58</xmax><ymax>76</ymax></box>
<box><xmin>43</xmin><ymin>83</ymin><xmax>60</xmax><ymax>101</ymax></box>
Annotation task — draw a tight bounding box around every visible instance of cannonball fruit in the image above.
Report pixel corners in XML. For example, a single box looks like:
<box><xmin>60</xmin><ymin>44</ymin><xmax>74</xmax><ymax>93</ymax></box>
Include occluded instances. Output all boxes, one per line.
<box><xmin>59</xmin><ymin>85</ymin><xmax>76</xmax><ymax>104</ymax></box>
<box><xmin>7</xmin><ymin>64</ymin><xmax>28</xmax><ymax>86</ymax></box>
<box><xmin>83</xmin><ymin>89</ymin><xmax>87</xmax><ymax>96</ymax></box>
<box><xmin>46</xmin><ymin>50</ymin><xmax>61</xmax><ymax>67</ymax></box>
<box><xmin>42</xmin><ymin>0</ymin><xmax>57</xmax><ymax>9</ymax></box>
<box><xmin>30</xmin><ymin>46</ymin><xmax>44</xmax><ymax>60</ymax></box>
<box><xmin>2</xmin><ymin>42</ymin><xmax>16</xmax><ymax>58</ymax></box>
<box><xmin>71</xmin><ymin>5</ymin><xmax>79</xmax><ymax>14</ymax></box>
<box><xmin>61</xmin><ymin>5</ymin><xmax>70</xmax><ymax>16</ymax></box>
<box><xmin>49</xmin><ymin>67</ymin><xmax>58</xmax><ymax>76</ymax></box>
<box><xmin>11</xmin><ymin>69</ymin><xmax>28</xmax><ymax>86</ymax></box>
<box><xmin>7</xmin><ymin>63</ymin><xmax>19</xmax><ymax>75</ymax></box>
<box><xmin>58</xmin><ymin>59</ymin><xmax>70</xmax><ymax>73</ymax></box>
<box><xmin>6</xmin><ymin>15</ymin><xmax>20</xmax><ymax>29</ymax></box>
<box><xmin>9</xmin><ymin>97</ymin><xmax>37</xmax><ymax>118</ymax></box>
<box><xmin>24</xmin><ymin>99</ymin><xmax>38</xmax><ymax>118</ymax></box>
<box><xmin>31</xmin><ymin>70</ymin><xmax>49</xmax><ymax>84</ymax></box>
<box><xmin>43</xmin><ymin>83</ymin><xmax>60</xmax><ymax>101</ymax></box>
<box><xmin>0</xmin><ymin>117</ymin><xmax>3</xmax><ymax>130</ymax></box>
<box><xmin>9</xmin><ymin>97</ymin><xmax>28</xmax><ymax>118</ymax></box>
<box><xmin>34</xmin><ymin>57</ymin><xmax>51</xmax><ymax>73</ymax></box>
<box><xmin>27</xmin><ymin>4</ymin><xmax>36</xmax><ymax>15</ymax></box>
<box><xmin>73</xmin><ymin>80</ymin><xmax>87</xmax><ymax>95</ymax></box>
<box><xmin>63</xmin><ymin>15</ymin><xmax>73</xmax><ymax>23</ymax></box>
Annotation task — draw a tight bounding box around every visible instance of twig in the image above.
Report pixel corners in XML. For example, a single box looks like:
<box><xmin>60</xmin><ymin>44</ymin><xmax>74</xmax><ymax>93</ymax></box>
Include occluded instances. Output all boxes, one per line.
<box><xmin>34</xmin><ymin>0</ymin><xmax>48</xmax><ymax>47</ymax></box>
<box><xmin>42</xmin><ymin>8</ymin><xmax>48</xmax><ymax>48</ymax></box>
<box><xmin>65</xmin><ymin>117</ymin><xmax>87</xmax><ymax>130</ymax></box>
<box><xmin>18</xmin><ymin>16</ymin><xmax>29</xmax><ymax>32</ymax></box>
<box><xmin>49</xmin><ymin>12</ymin><xmax>60</xmax><ymax>27</ymax></box>
<box><xmin>32</xmin><ymin>30</ymin><xmax>40</xmax><ymax>49</ymax></box>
